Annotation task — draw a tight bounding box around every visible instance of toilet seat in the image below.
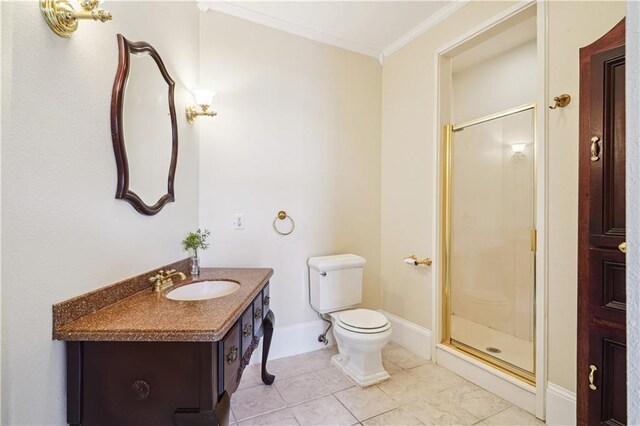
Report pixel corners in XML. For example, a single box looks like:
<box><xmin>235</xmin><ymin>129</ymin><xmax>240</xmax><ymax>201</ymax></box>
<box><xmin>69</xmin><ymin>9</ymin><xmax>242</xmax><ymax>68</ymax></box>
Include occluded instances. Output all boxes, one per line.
<box><xmin>336</xmin><ymin>309</ymin><xmax>390</xmax><ymax>334</ymax></box>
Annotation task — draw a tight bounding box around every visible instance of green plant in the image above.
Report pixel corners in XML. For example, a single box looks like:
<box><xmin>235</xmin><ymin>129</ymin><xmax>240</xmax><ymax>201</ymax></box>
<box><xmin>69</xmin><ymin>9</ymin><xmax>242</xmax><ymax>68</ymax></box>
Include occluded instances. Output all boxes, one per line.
<box><xmin>182</xmin><ymin>229</ymin><xmax>211</xmax><ymax>255</ymax></box>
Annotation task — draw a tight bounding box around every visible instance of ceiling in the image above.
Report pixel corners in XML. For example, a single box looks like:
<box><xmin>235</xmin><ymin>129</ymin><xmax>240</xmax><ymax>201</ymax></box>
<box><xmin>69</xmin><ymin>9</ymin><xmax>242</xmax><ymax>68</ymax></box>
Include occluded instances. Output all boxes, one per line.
<box><xmin>197</xmin><ymin>1</ymin><xmax>467</xmax><ymax>63</ymax></box>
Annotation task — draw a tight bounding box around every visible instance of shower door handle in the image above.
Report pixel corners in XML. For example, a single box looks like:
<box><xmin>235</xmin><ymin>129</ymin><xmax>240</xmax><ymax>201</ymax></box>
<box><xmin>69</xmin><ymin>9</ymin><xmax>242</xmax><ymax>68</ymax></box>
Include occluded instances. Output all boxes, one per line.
<box><xmin>589</xmin><ymin>364</ymin><xmax>597</xmax><ymax>390</ymax></box>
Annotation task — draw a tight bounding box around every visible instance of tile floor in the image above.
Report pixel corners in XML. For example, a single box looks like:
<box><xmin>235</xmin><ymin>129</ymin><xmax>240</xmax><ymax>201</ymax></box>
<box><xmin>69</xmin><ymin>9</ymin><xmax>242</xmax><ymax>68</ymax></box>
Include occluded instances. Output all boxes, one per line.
<box><xmin>230</xmin><ymin>342</ymin><xmax>545</xmax><ymax>426</ymax></box>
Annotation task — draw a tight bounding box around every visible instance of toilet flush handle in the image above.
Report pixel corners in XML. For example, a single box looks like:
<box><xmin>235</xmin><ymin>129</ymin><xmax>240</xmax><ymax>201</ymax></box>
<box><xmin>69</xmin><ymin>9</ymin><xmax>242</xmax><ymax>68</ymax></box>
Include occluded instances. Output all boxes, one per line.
<box><xmin>320</xmin><ymin>272</ymin><xmax>327</xmax><ymax>277</ymax></box>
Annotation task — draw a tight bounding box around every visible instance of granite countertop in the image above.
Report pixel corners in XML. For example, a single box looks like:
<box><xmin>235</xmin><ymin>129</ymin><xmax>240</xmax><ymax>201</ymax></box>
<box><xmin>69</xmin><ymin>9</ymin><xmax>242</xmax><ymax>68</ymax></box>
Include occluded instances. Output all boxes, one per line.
<box><xmin>53</xmin><ymin>267</ymin><xmax>274</xmax><ymax>342</ymax></box>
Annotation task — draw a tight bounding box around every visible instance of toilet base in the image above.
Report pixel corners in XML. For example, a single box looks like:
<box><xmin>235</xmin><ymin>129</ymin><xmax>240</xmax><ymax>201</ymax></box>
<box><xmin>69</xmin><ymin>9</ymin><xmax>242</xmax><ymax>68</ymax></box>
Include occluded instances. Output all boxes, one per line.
<box><xmin>331</xmin><ymin>353</ymin><xmax>390</xmax><ymax>388</ymax></box>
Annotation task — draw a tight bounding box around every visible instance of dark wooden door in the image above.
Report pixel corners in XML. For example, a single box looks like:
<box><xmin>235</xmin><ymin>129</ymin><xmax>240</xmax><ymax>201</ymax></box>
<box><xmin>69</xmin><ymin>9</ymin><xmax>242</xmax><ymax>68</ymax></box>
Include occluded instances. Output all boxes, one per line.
<box><xmin>578</xmin><ymin>19</ymin><xmax>626</xmax><ymax>426</ymax></box>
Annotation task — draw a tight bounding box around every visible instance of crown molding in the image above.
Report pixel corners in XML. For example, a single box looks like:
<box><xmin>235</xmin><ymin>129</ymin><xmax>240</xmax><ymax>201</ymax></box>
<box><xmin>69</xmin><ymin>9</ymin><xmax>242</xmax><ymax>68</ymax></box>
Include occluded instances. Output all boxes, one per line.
<box><xmin>380</xmin><ymin>0</ymin><xmax>470</xmax><ymax>63</ymax></box>
<box><xmin>197</xmin><ymin>0</ymin><xmax>472</xmax><ymax>66</ymax></box>
<box><xmin>197</xmin><ymin>0</ymin><xmax>380</xmax><ymax>60</ymax></box>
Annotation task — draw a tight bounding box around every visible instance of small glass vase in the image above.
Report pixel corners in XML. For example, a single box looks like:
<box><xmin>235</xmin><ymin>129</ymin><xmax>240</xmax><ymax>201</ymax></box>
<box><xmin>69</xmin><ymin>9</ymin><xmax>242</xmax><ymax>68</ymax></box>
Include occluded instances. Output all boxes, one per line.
<box><xmin>191</xmin><ymin>254</ymin><xmax>200</xmax><ymax>276</ymax></box>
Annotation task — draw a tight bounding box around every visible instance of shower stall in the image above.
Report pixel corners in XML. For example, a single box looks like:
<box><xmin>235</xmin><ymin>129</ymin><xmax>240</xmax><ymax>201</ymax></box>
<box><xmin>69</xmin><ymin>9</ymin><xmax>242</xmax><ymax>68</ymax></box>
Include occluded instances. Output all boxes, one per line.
<box><xmin>442</xmin><ymin>104</ymin><xmax>536</xmax><ymax>384</ymax></box>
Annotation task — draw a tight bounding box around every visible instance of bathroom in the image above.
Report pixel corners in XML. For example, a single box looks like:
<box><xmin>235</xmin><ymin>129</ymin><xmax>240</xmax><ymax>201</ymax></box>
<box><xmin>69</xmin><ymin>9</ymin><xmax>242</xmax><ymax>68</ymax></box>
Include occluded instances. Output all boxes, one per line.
<box><xmin>2</xmin><ymin>0</ymin><xmax>640</xmax><ymax>425</ymax></box>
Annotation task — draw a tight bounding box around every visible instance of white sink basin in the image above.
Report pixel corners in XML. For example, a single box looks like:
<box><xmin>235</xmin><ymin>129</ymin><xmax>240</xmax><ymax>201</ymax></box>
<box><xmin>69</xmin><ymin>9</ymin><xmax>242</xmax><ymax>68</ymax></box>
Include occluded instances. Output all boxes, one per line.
<box><xmin>166</xmin><ymin>280</ymin><xmax>240</xmax><ymax>301</ymax></box>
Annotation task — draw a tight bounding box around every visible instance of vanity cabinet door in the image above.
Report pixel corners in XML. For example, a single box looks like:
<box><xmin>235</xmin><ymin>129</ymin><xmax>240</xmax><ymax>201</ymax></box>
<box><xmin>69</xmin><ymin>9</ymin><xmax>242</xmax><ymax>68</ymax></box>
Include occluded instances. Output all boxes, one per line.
<box><xmin>81</xmin><ymin>342</ymin><xmax>201</xmax><ymax>426</ymax></box>
<box><xmin>241</xmin><ymin>305</ymin><xmax>254</xmax><ymax>355</ymax></box>
<box><xmin>253</xmin><ymin>293</ymin><xmax>263</xmax><ymax>331</ymax></box>
<box><xmin>219</xmin><ymin>323</ymin><xmax>241</xmax><ymax>395</ymax></box>
<box><xmin>262</xmin><ymin>284</ymin><xmax>271</xmax><ymax>319</ymax></box>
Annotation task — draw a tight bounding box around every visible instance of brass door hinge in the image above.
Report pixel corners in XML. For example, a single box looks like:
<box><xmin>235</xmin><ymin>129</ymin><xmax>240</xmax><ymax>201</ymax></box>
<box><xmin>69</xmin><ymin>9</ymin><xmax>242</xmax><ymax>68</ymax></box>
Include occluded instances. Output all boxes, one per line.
<box><xmin>531</xmin><ymin>229</ymin><xmax>537</xmax><ymax>252</ymax></box>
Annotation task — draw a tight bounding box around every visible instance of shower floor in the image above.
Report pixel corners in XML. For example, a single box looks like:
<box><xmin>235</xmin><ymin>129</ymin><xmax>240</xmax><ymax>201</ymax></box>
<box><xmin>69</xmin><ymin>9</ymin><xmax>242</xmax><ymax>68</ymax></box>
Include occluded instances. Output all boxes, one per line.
<box><xmin>451</xmin><ymin>315</ymin><xmax>534</xmax><ymax>373</ymax></box>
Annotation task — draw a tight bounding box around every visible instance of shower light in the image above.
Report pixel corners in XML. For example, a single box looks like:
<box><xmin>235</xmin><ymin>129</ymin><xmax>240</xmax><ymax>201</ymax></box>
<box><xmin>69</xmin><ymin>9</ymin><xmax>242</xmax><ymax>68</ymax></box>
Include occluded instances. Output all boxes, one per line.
<box><xmin>511</xmin><ymin>143</ymin><xmax>527</xmax><ymax>154</ymax></box>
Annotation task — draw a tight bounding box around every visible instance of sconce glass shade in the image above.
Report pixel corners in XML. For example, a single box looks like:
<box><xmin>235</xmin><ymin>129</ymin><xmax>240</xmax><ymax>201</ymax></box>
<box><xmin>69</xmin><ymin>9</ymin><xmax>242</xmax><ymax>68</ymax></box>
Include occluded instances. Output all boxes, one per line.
<box><xmin>193</xmin><ymin>88</ymin><xmax>215</xmax><ymax>106</ymax></box>
<box><xmin>186</xmin><ymin>89</ymin><xmax>217</xmax><ymax>123</ymax></box>
<box><xmin>510</xmin><ymin>143</ymin><xmax>527</xmax><ymax>154</ymax></box>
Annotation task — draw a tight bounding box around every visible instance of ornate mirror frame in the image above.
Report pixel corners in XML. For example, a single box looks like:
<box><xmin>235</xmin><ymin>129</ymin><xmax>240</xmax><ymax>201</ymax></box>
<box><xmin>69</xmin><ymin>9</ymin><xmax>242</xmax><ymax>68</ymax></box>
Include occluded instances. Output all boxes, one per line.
<box><xmin>111</xmin><ymin>34</ymin><xmax>178</xmax><ymax>216</ymax></box>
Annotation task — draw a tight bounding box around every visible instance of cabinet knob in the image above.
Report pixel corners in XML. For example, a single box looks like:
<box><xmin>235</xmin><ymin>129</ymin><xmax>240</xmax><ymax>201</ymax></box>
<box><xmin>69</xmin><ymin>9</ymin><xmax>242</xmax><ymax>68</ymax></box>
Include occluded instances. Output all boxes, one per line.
<box><xmin>227</xmin><ymin>346</ymin><xmax>238</xmax><ymax>364</ymax></box>
<box><xmin>243</xmin><ymin>323</ymin><xmax>253</xmax><ymax>337</ymax></box>
<box><xmin>619</xmin><ymin>242</ymin><xmax>627</xmax><ymax>253</ymax></box>
<box><xmin>254</xmin><ymin>308</ymin><xmax>262</xmax><ymax>319</ymax></box>
<box><xmin>264</xmin><ymin>295</ymin><xmax>270</xmax><ymax>306</ymax></box>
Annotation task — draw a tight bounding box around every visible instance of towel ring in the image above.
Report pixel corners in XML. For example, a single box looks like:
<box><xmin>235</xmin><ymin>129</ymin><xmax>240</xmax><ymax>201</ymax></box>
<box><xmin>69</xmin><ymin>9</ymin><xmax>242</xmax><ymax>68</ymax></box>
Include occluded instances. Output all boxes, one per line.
<box><xmin>273</xmin><ymin>210</ymin><xmax>295</xmax><ymax>235</ymax></box>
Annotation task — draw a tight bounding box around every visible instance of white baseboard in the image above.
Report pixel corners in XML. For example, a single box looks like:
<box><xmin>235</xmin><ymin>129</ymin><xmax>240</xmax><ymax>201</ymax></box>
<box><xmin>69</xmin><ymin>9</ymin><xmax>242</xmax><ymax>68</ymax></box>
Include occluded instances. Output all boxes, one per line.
<box><xmin>378</xmin><ymin>310</ymin><xmax>432</xmax><ymax>360</ymax></box>
<box><xmin>546</xmin><ymin>383</ymin><xmax>576</xmax><ymax>425</ymax></box>
<box><xmin>435</xmin><ymin>344</ymin><xmax>537</xmax><ymax>415</ymax></box>
<box><xmin>250</xmin><ymin>319</ymin><xmax>336</xmax><ymax>364</ymax></box>
<box><xmin>249</xmin><ymin>311</ymin><xmax>432</xmax><ymax>364</ymax></box>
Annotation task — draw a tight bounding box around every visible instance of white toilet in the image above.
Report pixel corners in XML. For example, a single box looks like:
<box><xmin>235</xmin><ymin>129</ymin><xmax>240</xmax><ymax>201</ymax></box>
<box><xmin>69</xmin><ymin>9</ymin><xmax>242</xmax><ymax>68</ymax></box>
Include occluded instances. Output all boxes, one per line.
<box><xmin>308</xmin><ymin>254</ymin><xmax>392</xmax><ymax>387</ymax></box>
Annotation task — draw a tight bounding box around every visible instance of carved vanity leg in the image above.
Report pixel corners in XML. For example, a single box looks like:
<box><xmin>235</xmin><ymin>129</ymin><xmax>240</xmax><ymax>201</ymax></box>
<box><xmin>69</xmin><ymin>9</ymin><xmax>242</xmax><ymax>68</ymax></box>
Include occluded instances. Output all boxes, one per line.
<box><xmin>261</xmin><ymin>310</ymin><xmax>276</xmax><ymax>385</ymax></box>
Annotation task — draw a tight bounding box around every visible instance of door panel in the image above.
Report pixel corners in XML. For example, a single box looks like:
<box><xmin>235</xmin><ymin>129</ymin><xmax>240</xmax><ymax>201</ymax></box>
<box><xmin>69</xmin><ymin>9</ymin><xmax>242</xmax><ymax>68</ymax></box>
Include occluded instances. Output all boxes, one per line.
<box><xmin>589</xmin><ymin>247</ymin><xmax>626</xmax><ymax>324</ymax></box>
<box><xmin>587</xmin><ymin>328</ymin><xmax>626</xmax><ymax>426</ymax></box>
<box><xmin>589</xmin><ymin>45</ymin><xmax>626</xmax><ymax>246</ymax></box>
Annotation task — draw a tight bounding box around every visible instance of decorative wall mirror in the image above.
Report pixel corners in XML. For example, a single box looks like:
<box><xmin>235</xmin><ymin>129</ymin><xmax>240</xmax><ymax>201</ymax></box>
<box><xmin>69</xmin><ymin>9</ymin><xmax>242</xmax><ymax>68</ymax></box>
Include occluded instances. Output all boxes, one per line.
<box><xmin>111</xmin><ymin>34</ymin><xmax>178</xmax><ymax>215</ymax></box>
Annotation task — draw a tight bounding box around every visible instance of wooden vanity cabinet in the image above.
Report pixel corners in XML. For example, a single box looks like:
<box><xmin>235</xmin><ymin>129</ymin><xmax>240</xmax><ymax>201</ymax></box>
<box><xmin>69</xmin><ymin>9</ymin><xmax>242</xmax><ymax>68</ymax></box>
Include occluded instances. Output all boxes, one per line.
<box><xmin>240</xmin><ymin>305</ymin><xmax>254</xmax><ymax>357</ymax></box>
<box><xmin>262</xmin><ymin>284</ymin><xmax>270</xmax><ymax>319</ymax></box>
<box><xmin>219</xmin><ymin>323</ymin><xmax>241</xmax><ymax>395</ymax></box>
<box><xmin>253</xmin><ymin>295</ymin><xmax>263</xmax><ymax>331</ymax></box>
<box><xmin>66</xmin><ymin>285</ymin><xmax>275</xmax><ymax>426</ymax></box>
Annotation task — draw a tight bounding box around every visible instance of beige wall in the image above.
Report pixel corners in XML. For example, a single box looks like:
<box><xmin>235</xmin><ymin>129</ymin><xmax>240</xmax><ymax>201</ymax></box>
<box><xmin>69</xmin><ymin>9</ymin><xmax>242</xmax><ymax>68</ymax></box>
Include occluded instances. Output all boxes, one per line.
<box><xmin>1</xmin><ymin>2</ymin><xmax>199</xmax><ymax>423</ymax></box>
<box><xmin>198</xmin><ymin>12</ymin><xmax>382</xmax><ymax>327</ymax></box>
<box><xmin>381</xmin><ymin>0</ymin><xmax>518</xmax><ymax>331</ymax></box>
<box><xmin>547</xmin><ymin>0</ymin><xmax>625</xmax><ymax>392</ymax></box>
<box><xmin>381</xmin><ymin>0</ymin><xmax>625</xmax><ymax>395</ymax></box>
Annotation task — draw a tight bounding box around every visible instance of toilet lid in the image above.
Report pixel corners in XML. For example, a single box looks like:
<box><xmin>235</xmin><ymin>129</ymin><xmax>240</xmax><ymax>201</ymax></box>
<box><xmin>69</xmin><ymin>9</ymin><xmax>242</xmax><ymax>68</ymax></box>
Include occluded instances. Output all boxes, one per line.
<box><xmin>338</xmin><ymin>309</ymin><xmax>389</xmax><ymax>330</ymax></box>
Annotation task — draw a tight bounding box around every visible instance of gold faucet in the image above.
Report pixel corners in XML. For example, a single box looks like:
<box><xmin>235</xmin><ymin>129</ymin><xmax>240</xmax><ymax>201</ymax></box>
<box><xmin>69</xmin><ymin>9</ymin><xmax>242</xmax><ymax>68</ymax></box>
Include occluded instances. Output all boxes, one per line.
<box><xmin>150</xmin><ymin>269</ymin><xmax>186</xmax><ymax>293</ymax></box>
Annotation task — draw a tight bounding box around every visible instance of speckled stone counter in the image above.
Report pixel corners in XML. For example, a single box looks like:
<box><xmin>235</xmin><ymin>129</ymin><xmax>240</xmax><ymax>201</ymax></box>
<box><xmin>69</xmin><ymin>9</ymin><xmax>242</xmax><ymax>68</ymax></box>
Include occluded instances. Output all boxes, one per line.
<box><xmin>53</xmin><ymin>265</ymin><xmax>273</xmax><ymax>342</ymax></box>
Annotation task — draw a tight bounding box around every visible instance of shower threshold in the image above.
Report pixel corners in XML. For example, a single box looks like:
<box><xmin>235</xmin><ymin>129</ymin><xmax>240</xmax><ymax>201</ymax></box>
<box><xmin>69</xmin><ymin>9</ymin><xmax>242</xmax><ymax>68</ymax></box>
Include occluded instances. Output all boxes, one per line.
<box><xmin>450</xmin><ymin>315</ymin><xmax>534</xmax><ymax>384</ymax></box>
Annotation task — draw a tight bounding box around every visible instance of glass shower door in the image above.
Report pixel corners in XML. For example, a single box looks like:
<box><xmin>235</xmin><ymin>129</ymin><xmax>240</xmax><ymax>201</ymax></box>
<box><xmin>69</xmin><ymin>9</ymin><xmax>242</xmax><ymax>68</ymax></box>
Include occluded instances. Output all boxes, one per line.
<box><xmin>443</xmin><ymin>105</ymin><xmax>536</xmax><ymax>382</ymax></box>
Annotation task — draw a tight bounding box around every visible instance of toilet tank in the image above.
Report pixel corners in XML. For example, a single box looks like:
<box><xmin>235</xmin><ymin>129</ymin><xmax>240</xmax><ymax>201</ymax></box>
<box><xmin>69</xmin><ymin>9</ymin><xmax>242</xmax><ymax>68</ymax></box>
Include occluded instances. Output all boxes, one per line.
<box><xmin>308</xmin><ymin>254</ymin><xmax>366</xmax><ymax>314</ymax></box>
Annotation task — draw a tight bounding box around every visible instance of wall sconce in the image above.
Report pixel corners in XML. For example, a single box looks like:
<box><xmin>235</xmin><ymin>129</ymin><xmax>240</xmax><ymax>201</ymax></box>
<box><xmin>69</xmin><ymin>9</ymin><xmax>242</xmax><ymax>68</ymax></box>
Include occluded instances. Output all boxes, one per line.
<box><xmin>40</xmin><ymin>0</ymin><xmax>112</xmax><ymax>38</ymax></box>
<box><xmin>510</xmin><ymin>143</ymin><xmax>527</xmax><ymax>159</ymax></box>
<box><xmin>186</xmin><ymin>89</ymin><xmax>217</xmax><ymax>124</ymax></box>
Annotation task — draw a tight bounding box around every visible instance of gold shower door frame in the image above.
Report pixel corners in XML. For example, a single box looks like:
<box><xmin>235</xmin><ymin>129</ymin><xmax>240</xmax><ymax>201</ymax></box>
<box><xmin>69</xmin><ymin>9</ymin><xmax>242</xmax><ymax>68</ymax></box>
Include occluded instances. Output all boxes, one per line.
<box><xmin>441</xmin><ymin>103</ymin><xmax>537</xmax><ymax>385</ymax></box>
